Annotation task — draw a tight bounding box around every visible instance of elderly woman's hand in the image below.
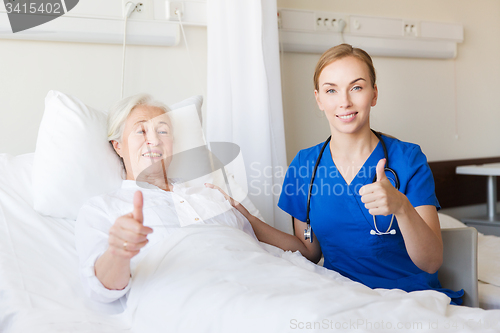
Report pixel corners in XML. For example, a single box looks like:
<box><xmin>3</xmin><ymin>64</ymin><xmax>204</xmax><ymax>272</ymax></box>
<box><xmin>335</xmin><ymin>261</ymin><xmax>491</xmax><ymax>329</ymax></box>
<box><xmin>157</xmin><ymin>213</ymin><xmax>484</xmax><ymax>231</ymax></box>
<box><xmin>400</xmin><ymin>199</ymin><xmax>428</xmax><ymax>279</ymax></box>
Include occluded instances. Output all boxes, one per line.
<box><xmin>108</xmin><ymin>191</ymin><xmax>153</xmax><ymax>259</ymax></box>
<box><xmin>94</xmin><ymin>190</ymin><xmax>153</xmax><ymax>290</ymax></box>
<box><xmin>204</xmin><ymin>183</ymin><xmax>252</xmax><ymax>220</ymax></box>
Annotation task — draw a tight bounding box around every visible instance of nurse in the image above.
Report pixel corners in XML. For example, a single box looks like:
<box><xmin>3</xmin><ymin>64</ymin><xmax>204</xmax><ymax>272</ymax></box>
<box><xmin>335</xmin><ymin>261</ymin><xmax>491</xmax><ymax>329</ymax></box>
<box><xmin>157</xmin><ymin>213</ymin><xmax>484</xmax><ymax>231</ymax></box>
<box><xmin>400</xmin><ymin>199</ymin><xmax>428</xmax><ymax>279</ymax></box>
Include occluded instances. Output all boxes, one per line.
<box><xmin>207</xmin><ymin>43</ymin><xmax>462</xmax><ymax>304</ymax></box>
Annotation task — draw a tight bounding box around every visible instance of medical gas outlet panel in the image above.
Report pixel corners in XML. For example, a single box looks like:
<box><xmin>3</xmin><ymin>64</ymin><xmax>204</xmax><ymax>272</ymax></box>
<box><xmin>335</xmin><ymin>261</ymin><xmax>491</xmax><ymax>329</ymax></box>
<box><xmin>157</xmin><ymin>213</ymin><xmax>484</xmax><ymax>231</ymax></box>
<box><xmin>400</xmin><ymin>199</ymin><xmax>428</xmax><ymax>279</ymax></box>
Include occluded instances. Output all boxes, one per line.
<box><xmin>278</xmin><ymin>8</ymin><xmax>463</xmax><ymax>59</ymax></box>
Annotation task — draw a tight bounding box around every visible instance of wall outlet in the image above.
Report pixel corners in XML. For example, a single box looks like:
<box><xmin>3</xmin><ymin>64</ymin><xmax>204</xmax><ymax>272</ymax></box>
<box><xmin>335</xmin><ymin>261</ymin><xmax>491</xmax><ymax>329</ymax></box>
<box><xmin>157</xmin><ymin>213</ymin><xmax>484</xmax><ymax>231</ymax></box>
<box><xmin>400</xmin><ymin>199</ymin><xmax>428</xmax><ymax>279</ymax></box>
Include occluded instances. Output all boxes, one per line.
<box><xmin>122</xmin><ymin>0</ymin><xmax>155</xmax><ymax>19</ymax></box>
<box><xmin>122</xmin><ymin>0</ymin><xmax>137</xmax><ymax>17</ymax></box>
<box><xmin>122</xmin><ymin>0</ymin><xmax>142</xmax><ymax>18</ymax></box>
<box><xmin>315</xmin><ymin>11</ymin><xmax>349</xmax><ymax>33</ymax></box>
<box><xmin>166</xmin><ymin>1</ymin><xmax>184</xmax><ymax>20</ymax></box>
<box><xmin>153</xmin><ymin>0</ymin><xmax>207</xmax><ymax>24</ymax></box>
<box><xmin>404</xmin><ymin>21</ymin><xmax>419</xmax><ymax>37</ymax></box>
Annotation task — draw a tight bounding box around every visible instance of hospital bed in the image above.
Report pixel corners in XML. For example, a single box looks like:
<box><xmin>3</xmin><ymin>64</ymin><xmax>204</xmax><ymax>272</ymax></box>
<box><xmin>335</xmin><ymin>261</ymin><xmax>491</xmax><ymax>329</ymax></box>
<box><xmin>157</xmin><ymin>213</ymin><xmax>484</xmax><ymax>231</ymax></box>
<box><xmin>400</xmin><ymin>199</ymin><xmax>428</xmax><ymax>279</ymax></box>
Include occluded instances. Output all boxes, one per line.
<box><xmin>439</xmin><ymin>213</ymin><xmax>500</xmax><ymax>310</ymax></box>
<box><xmin>439</xmin><ymin>227</ymin><xmax>478</xmax><ymax>307</ymax></box>
<box><xmin>1</xmin><ymin>92</ymin><xmax>500</xmax><ymax>332</ymax></box>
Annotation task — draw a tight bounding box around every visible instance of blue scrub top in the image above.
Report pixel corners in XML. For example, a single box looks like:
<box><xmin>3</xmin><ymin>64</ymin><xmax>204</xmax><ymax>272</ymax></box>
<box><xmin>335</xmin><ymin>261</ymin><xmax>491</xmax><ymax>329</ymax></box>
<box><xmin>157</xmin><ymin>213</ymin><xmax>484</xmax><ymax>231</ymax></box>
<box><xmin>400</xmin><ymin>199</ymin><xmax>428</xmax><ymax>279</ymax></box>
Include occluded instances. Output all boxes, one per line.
<box><xmin>278</xmin><ymin>134</ymin><xmax>463</xmax><ymax>304</ymax></box>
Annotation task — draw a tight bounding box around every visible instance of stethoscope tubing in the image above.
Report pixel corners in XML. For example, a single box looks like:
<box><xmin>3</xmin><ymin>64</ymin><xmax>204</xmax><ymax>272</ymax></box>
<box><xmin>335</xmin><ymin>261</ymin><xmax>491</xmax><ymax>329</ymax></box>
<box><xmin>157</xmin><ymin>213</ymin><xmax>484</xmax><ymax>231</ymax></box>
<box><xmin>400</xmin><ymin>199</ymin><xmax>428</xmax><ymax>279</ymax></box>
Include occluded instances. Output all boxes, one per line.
<box><xmin>304</xmin><ymin>129</ymin><xmax>400</xmax><ymax>242</ymax></box>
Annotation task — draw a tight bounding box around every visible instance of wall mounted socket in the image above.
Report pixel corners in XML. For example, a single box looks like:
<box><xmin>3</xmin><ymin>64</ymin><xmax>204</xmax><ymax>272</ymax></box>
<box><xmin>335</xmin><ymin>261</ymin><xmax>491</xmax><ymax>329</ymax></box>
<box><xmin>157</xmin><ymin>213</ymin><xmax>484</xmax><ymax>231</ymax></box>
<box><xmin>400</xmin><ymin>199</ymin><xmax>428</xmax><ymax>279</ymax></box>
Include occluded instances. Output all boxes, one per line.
<box><xmin>122</xmin><ymin>0</ymin><xmax>155</xmax><ymax>19</ymax></box>
<box><xmin>166</xmin><ymin>1</ymin><xmax>184</xmax><ymax>20</ymax></box>
<box><xmin>122</xmin><ymin>1</ymin><xmax>138</xmax><ymax>17</ymax></box>
<box><xmin>153</xmin><ymin>0</ymin><xmax>206</xmax><ymax>24</ymax></box>
<box><xmin>315</xmin><ymin>11</ymin><xmax>349</xmax><ymax>33</ymax></box>
<box><xmin>404</xmin><ymin>21</ymin><xmax>419</xmax><ymax>37</ymax></box>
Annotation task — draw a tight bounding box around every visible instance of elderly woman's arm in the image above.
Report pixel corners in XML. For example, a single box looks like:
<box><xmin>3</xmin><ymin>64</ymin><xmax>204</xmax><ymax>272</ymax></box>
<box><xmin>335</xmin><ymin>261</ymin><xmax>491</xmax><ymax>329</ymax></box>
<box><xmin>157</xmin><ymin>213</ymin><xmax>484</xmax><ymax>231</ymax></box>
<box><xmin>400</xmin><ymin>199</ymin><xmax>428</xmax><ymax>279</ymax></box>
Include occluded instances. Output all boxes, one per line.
<box><xmin>94</xmin><ymin>251</ymin><xmax>133</xmax><ymax>290</ymax></box>
<box><xmin>95</xmin><ymin>191</ymin><xmax>152</xmax><ymax>290</ymax></box>
<box><xmin>204</xmin><ymin>184</ymin><xmax>322</xmax><ymax>263</ymax></box>
<box><xmin>76</xmin><ymin>191</ymin><xmax>153</xmax><ymax>302</ymax></box>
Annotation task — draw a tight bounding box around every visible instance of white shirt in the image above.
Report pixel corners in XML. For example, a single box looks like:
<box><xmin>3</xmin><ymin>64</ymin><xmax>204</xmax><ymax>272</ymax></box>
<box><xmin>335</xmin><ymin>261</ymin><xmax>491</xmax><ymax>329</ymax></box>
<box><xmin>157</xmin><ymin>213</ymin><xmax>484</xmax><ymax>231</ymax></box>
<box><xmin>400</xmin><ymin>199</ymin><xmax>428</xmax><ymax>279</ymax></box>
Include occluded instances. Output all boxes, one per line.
<box><xmin>75</xmin><ymin>180</ymin><xmax>257</xmax><ymax>304</ymax></box>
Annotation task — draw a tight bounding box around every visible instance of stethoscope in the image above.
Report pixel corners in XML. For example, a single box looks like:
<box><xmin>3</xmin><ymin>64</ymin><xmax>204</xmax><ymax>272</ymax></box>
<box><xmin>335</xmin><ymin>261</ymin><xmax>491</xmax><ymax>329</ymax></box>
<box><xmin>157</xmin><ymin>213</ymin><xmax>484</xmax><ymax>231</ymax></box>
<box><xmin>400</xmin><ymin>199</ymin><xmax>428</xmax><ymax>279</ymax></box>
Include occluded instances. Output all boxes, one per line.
<box><xmin>304</xmin><ymin>130</ymin><xmax>400</xmax><ymax>243</ymax></box>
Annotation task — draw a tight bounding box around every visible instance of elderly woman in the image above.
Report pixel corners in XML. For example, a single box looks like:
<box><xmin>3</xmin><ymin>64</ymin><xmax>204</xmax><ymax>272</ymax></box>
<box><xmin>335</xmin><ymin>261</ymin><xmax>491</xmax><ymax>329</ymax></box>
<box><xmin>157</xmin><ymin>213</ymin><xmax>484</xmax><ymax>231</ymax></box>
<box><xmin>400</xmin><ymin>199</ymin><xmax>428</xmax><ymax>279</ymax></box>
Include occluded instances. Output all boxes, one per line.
<box><xmin>75</xmin><ymin>94</ymin><xmax>256</xmax><ymax>304</ymax></box>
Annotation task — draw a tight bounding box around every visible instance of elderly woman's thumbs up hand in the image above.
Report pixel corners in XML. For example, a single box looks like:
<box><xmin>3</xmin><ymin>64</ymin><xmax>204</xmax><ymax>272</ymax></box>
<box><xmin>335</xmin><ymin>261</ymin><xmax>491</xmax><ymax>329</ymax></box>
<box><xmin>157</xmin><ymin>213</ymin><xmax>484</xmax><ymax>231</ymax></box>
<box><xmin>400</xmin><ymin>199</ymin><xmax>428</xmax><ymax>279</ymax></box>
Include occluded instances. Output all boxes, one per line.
<box><xmin>108</xmin><ymin>191</ymin><xmax>153</xmax><ymax>260</ymax></box>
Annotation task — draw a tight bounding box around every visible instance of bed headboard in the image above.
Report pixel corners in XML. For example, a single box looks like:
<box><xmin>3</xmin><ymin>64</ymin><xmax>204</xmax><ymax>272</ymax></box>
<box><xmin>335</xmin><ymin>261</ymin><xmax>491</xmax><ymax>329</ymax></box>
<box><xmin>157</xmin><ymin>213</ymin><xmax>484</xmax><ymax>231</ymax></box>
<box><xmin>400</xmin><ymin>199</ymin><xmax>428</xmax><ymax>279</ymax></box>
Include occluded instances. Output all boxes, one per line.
<box><xmin>428</xmin><ymin>157</ymin><xmax>500</xmax><ymax>208</ymax></box>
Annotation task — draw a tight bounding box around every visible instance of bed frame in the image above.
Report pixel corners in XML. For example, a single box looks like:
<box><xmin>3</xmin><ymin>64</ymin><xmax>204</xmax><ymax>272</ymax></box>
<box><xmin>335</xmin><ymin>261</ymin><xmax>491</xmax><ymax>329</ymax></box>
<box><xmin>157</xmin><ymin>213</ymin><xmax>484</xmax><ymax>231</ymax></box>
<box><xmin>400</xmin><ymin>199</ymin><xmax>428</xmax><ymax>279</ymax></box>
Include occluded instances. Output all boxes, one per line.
<box><xmin>439</xmin><ymin>227</ymin><xmax>478</xmax><ymax>307</ymax></box>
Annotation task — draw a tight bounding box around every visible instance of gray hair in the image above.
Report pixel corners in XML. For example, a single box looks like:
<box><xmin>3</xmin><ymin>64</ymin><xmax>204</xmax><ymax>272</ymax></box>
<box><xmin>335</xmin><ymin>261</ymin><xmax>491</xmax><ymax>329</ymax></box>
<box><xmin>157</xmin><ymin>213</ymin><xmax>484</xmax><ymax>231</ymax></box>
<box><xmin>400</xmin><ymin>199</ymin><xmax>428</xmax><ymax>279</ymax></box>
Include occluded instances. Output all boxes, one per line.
<box><xmin>107</xmin><ymin>93</ymin><xmax>172</xmax><ymax>142</ymax></box>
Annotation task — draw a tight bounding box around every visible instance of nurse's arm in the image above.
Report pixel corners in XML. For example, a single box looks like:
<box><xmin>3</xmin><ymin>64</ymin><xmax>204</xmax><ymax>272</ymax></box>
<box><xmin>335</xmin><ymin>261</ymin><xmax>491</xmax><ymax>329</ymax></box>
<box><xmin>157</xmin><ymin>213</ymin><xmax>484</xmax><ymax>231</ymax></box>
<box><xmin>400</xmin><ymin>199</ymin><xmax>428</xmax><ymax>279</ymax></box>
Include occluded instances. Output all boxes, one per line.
<box><xmin>247</xmin><ymin>215</ymin><xmax>323</xmax><ymax>264</ymax></box>
<box><xmin>360</xmin><ymin>159</ymin><xmax>442</xmax><ymax>273</ymax></box>
<box><xmin>395</xmin><ymin>203</ymin><xmax>443</xmax><ymax>274</ymax></box>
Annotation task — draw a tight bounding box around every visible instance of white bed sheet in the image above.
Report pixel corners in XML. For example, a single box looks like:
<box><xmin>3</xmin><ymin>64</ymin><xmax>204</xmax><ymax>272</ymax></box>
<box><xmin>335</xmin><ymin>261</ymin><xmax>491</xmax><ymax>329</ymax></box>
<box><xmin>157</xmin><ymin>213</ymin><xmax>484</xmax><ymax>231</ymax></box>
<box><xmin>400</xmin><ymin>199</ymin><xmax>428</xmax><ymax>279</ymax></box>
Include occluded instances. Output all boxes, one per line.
<box><xmin>479</xmin><ymin>282</ymin><xmax>500</xmax><ymax>310</ymax></box>
<box><xmin>1</xmin><ymin>153</ymin><xmax>500</xmax><ymax>332</ymax></box>
<box><xmin>0</xmin><ymin>153</ymin><xmax>124</xmax><ymax>332</ymax></box>
<box><xmin>477</xmin><ymin>234</ymin><xmax>500</xmax><ymax>287</ymax></box>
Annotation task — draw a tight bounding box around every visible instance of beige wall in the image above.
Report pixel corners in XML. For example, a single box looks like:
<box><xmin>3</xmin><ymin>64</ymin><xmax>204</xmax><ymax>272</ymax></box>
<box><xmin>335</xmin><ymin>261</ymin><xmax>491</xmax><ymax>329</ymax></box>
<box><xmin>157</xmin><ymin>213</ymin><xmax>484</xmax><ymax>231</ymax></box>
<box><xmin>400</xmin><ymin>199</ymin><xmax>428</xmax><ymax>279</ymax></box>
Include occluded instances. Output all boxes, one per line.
<box><xmin>0</xmin><ymin>3</ymin><xmax>207</xmax><ymax>155</ymax></box>
<box><xmin>2</xmin><ymin>0</ymin><xmax>500</xmax><ymax>165</ymax></box>
<box><xmin>278</xmin><ymin>0</ymin><xmax>500</xmax><ymax>163</ymax></box>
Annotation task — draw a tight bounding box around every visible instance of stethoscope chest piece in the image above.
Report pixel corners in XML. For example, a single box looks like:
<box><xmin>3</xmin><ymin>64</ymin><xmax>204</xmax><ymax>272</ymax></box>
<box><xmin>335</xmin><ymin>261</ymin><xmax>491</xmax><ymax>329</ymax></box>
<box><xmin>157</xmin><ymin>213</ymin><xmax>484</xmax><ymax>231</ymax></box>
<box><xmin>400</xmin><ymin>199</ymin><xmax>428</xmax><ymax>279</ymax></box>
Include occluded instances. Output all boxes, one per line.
<box><xmin>304</xmin><ymin>224</ymin><xmax>313</xmax><ymax>243</ymax></box>
<box><xmin>370</xmin><ymin>229</ymin><xmax>397</xmax><ymax>235</ymax></box>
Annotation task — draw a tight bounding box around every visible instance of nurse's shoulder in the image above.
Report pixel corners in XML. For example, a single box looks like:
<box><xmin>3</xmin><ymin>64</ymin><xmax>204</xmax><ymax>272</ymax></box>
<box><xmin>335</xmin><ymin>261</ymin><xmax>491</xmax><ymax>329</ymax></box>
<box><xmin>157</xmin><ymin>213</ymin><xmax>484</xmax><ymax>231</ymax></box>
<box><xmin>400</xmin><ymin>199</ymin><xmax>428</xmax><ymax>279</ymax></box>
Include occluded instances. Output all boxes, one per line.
<box><xmin>380</xmin><ymin>134</ymin><xmax>427</xmax><ymax>161</ymax></box>
<box><xmin>284</xmin><ymin>140</ymin><xmax>331</xmax><ymax>183</ymax></box>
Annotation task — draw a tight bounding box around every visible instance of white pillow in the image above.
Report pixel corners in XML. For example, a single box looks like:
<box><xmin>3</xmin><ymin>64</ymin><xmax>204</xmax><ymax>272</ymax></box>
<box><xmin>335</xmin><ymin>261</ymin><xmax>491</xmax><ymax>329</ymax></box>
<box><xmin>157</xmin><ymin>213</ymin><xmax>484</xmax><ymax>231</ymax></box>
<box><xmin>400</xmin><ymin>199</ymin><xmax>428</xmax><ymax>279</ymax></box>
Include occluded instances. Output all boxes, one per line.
<box><xmin>170</xmin><ymin>95</ymin><xmax>203</xmax><ymax>117</ymax></box>
<box><xmin>170</xmin><ymin>94</ymin><xmax>204</xmax><ymax>155</ymax></box>
<box><xmin>32</xmin><ymin>91</ymin><xmax>205</xmax><ymax>220</ymax></box>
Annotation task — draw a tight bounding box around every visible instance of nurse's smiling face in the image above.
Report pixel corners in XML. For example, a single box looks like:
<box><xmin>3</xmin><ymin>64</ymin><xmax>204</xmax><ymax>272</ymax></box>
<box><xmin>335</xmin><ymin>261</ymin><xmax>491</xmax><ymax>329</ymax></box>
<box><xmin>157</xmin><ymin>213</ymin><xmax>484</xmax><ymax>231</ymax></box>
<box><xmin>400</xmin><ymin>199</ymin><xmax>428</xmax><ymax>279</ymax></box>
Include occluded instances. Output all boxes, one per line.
<box><xmin>314</xmin><ymin>56</ymin><xmax>378</xmax><ymax>135</ymax></box>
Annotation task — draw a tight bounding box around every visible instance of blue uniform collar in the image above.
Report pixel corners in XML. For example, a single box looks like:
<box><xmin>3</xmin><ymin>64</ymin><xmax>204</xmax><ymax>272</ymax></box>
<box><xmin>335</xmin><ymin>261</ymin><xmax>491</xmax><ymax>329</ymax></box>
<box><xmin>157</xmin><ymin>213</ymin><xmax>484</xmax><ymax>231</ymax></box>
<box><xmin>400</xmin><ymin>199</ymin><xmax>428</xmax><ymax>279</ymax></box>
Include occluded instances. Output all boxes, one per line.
<box><xmin>324</xmin><ymin>139</ymin><xmax>385</xmax><ymax>189</ymax></box>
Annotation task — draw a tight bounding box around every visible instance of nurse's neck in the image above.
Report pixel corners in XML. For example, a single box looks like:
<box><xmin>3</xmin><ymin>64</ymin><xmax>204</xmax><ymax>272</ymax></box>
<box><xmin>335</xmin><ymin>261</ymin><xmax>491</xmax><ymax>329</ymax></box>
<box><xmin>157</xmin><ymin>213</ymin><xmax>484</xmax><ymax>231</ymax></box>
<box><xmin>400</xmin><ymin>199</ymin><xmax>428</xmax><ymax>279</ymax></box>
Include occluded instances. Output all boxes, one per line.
<box><xmin>329</xmin><ymin>128</ymin><xmax>378</xmax><ymax>162</ymax></box>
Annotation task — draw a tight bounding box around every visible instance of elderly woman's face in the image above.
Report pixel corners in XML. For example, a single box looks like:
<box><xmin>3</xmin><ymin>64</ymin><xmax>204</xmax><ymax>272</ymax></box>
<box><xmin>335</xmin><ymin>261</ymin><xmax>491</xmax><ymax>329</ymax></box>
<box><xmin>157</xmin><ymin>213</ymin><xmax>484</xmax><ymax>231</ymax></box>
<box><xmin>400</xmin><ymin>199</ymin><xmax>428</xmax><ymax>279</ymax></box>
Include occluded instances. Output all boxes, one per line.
<box><xmin>113</xmin><ymin>105</ymin><xmax>173</xmax><ymax>180</ymax></box>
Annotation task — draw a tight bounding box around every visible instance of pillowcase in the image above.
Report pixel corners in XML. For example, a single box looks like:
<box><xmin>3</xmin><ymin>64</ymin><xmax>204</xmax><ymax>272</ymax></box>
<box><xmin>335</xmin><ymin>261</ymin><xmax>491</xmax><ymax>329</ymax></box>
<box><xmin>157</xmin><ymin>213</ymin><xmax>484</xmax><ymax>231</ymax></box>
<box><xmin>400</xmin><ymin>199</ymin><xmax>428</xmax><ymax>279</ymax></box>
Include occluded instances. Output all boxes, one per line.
<box><xmin>169</xmin><ymin>96</ymin><xmax>205</xmax><ymax>155</ymax></box>
<box><xmin>170</xmin><ymin>95</ymin><xmax>203</xmax><ymax>118</ymax></box>
<box><xmin>32</xmin><ymin>91</ymin><xmax>205</xmax><ymax>220</ymax></box>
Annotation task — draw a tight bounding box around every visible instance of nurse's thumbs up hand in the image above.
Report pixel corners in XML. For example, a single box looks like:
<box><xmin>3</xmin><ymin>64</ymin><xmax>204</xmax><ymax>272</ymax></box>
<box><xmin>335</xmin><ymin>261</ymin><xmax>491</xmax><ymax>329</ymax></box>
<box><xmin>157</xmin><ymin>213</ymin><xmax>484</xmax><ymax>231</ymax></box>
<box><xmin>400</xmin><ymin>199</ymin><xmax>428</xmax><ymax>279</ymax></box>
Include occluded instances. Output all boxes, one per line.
<box><xmin>108</xmin><ymin>190</ymin><xmax>153</xmax><ymax>260</ymax></box>
<box><xmin>375</xmin><ymin>158</ymin><xmax>387</xmax><ymax>182</ymax></box>
<box><xmin>359</xmin><ymin>159</ymin><xmax>404</xmax><ymax>216</ymax></box>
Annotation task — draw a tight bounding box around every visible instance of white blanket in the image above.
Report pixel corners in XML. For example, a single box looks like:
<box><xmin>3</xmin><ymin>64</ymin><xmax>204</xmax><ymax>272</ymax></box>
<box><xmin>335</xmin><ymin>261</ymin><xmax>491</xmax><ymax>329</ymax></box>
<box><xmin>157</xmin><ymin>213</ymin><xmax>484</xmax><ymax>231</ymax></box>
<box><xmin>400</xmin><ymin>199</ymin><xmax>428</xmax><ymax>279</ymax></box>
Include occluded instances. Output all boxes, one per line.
<box><xmin>120</xmin><ymin>225</ymin><xmax>499</xmax><ymax>332</ymax></box>
<box><xmin>0</xmin><ymin>154</ymin><xmax>124</xmax><ymax>332</ymax></box>
<box><xmin>1</xmin><ymin>154</ymin><xmax>500</xmax><ymax>332</ymax></box>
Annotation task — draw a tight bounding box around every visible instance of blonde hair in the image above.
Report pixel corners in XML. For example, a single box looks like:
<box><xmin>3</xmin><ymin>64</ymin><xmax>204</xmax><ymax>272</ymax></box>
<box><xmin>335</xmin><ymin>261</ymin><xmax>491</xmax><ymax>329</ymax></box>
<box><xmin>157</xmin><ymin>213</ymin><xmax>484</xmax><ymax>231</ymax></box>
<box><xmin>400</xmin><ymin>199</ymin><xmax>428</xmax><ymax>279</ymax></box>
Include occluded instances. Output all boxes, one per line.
<box><xmin>313</xmin><ymin>43</ymin><xmax>376</xmax><ymax>91</ymax></box>
<box><xmin>107</xmin><ymin>93</ymin><xmax>171</xmax><ymax>143</ymax></box>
